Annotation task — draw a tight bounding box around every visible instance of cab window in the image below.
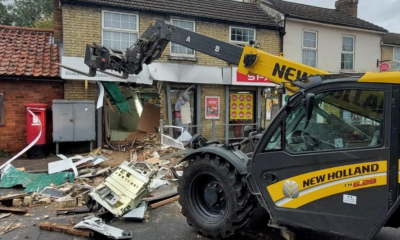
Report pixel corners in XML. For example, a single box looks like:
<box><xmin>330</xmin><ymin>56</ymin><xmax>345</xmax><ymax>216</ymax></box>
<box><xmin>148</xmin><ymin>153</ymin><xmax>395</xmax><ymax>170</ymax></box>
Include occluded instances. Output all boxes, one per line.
<box><xmin>284</xmin><ymin>89</ymin><xmax>384</xmax><ymax>153</ymax></box>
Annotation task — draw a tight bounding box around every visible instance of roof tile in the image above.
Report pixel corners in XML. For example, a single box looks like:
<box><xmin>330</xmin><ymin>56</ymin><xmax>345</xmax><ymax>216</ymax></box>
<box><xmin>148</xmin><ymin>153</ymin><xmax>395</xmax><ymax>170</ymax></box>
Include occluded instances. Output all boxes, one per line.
<box><xmin>0</xmin><ymin>25</ymin><xmax>60</xmax><ymax>77</ymax></box>
<box><xmin>382</xmin><ymin>33</ymin><xmax>400</xmax><ymax>46</ymax></box>
<box><xmin>60</xmin><ymin>0</ymin><xmax>281</xmax><ymax>29</ymax></box>
<box><xmin>263</xmin><ymin>0</ymin><xmax>387</xmax><ymax>32</ymax></box>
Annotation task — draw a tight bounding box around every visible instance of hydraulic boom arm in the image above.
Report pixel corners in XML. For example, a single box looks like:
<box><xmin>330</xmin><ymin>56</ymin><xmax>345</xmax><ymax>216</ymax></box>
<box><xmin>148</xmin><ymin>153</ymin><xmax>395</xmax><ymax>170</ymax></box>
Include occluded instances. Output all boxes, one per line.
<box><xmin>83</xmin><ymin>19</ymin><xmax>329</xmax><ymax>93</ymax></box>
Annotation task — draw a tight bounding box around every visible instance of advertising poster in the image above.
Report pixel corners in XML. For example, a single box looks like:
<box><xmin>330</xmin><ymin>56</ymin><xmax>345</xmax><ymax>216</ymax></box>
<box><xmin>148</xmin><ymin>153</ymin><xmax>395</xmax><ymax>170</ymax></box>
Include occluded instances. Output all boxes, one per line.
<box><xmin>205</xmin><ymin>96</ymin><xmax>220</xmax><ymax>119</ymax></box>
<box><xmin>230</xmin><ymin>94</ymin><xmax>253</xmax><ymax>120</ymax></box>
<box><xmin>266</xmin><ymin>99</ymin><xmax>278</xmax><ymax>120</ymax></box>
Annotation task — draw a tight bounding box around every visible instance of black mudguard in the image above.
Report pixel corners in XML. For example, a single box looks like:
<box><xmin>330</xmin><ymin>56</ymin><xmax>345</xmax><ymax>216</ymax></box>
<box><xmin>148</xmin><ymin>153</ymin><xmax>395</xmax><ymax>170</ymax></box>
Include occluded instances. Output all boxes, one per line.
<box><xmin>180</xmin><ymin>146</ymin><xmax>250</xmax><ymax>175</ymax></box>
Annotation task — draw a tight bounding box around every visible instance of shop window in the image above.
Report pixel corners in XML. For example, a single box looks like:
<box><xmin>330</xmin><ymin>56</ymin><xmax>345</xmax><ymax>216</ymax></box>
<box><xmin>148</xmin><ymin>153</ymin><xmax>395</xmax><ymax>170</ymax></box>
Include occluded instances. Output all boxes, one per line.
<box><xmin>102</xmin><ymin>11</ymin><xmax>139</xmax><ymax>50</ymax></box>
<box><xmin>0</xmin><ymin>90</ymin><xmax>4</xmax><ymax>126</ymax></box>
<box><xmin>170</xmin><ymin>19</ymin><xmax>195</xmax><ymax>56</ymax></box>
<box><xmin>341</xmin><ymin>36</ymin><xmax>355</xmax><ymax>70</ymax></box>
<box><xmin>230</xmin><ymin>27</ymin><xmax>255</xmax><ymax>44</ymax></box>
<box><xmin>171</xmin><ymin>88</ymin><xmax>196</xmax><ymax>136</ymax></box>
<box><xmin>302</xmin><ymin>31</ymin><xmax>317</xmax><ymax>67</ymax></box>
<box><xmin>394</xmin><ymin>47</ymin><xmax>400</xmax><ymax>71</ymax></box>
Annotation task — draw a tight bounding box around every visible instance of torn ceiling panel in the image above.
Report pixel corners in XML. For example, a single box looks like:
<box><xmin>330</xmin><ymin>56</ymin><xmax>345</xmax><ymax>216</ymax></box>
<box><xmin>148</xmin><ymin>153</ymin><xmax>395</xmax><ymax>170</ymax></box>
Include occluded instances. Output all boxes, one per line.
<box><xmin>0</xmin><ymin>166</ymin><xmax>74</xmax><ymax>193</ymax></box>
<box><xmin>102</xmin><ymin>82</ymin><xmax>131</xmax><ymax>113</ymax></box>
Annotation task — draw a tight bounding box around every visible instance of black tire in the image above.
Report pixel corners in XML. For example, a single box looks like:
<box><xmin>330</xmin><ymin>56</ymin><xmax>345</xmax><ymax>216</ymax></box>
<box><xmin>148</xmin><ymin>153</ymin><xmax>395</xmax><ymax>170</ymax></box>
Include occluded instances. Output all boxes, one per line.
<box><xmin>178</xmin><ymin>154</ymin><xmax>255</xmax><ymax>239</ymax></box>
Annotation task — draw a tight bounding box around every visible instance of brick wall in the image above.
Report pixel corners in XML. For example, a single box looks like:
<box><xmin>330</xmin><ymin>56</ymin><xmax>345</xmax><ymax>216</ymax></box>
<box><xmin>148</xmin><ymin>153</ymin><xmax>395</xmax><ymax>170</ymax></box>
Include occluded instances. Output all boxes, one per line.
<box><xmin>64</xmin><ymin>80</ymin><xmax>98</xmax><ymax>100</ymax></box>
<box><xmin>0</xmin><ymin>80</ymin><xmax>64</xmax><ymax>153</ymax></box>
<box><xmin>200</xmin><ymin>85</ymin><xmax>226</xmax><ymax>140</ymax></box>
<box><xmin>62</xmin><ymin>5</ymin><xmax>281</xmax><ymax>65</ymax></box>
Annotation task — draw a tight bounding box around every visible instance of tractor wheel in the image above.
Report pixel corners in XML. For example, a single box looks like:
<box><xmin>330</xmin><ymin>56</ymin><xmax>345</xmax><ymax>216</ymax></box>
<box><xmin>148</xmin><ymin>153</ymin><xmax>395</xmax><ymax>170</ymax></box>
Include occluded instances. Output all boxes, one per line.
<box><xmin>178</xmin><ymin>154</ymin><xmax>255</xmax><ymax>239</ymax></box>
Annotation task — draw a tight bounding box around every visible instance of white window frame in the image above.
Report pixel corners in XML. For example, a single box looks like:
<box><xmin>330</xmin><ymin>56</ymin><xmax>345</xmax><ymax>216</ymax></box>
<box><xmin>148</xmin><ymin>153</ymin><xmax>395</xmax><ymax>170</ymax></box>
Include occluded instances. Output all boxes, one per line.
<box><xmin>229</xmin><ymin>26</ymin><xmax>256</xmax><ymax>45</ymax></box>
<box><xmin>341</xmin><ymin>35</ymin><xmax>355</xmax><ymax>71</ymax></box>
<box><xmin>170</xmin><ymin>18</ymin><xmax>196</xmax><ymax>57</ymax></box>
<box><xmin>101</xmin><ymin>10</ymin><xmax>139</xmax><ymax>50</ymax></box>
<box><xmin>394</xmin><ymin>47</ymin><xmax>400</xmax><ymax>71</ymax></box>
<box><xmin>301</xmin><ymin>30</ymin><xmax>318</xmax><ymax>67</ymax></box>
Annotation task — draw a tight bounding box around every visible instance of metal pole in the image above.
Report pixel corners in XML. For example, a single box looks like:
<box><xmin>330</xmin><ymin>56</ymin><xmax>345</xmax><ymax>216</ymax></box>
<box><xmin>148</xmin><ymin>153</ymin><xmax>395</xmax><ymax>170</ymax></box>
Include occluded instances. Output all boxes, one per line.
<box><xmin>196</xmin><ymin>84</ymin><xmax>201</xmax><ymax>134</ymax></box>
<box><xmin>159</xmin><ymin>119</ymin><xmax>164</xmax><ymax>134</ymax></box>
<box><xmin>212</xmin><ymin>118</ymin><xmax>216</xmax><ymax>140</ymax></box>
<box><xmin>166</xmin><ymin>82</ymin><xmax>173</xmax><ymax>137</ymax></box>
<box><xmin>225</xmin><ymin>85</ymin><xmax>230</xmax><ymax>145</ymax></box>
<box><xmin>257</xmin><ymin>87</ymin><xmax>262</xmax><ymax>130</ymax></box>
<box><xmin>97</xmin><ymin>84</ymin><xmax>103</xmax><ymax>148</ymax></box>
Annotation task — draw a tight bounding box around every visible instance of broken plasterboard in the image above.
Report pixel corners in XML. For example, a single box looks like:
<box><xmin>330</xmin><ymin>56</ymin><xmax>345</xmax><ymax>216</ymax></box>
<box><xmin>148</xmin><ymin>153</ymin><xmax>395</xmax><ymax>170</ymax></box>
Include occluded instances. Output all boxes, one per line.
<box><xmin>136</xmin><ymin>103</ymin><xmax>160</xmax><ymax>133</ymax></box>
<box><xmin>89</xmin><ymin>162</ymin><xmax>156</xmax><ymax>217</ymax></box>
<box><xmin>0</xmin><ymin>166</ymin><xmax>74</xmax><ymax>193</ymax></box>
<box><xmin>74</xmin><ymin>217</ymin><xmax>132</xmax><ymax>239</ymax></box>
<box><xmin>180</xmin><ymin>102</ymin><xmax>191</xmax><ymax>124</ymax></box>
<box><xmin>122</xmin><ymin>202</ymin><xmax>148</xmax><ymax>220</ymax></box>
<box><xmin>48</xmin><ymin>155</ymin><xmax>93</xmax><ymax>176</ymax></box>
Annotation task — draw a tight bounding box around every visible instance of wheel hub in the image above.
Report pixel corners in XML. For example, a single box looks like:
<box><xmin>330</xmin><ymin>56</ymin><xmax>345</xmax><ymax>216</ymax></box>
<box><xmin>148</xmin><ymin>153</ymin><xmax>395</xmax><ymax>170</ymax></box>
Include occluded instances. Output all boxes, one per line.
<box><xmin>204</xmin><ymin>181</ymin><xmax>225</xmax><ymax>207</ymax></box>
<box><xmin>190</xmin><ymin>174</ymin><xmax>228</xmax><ymax>223</ymax></box>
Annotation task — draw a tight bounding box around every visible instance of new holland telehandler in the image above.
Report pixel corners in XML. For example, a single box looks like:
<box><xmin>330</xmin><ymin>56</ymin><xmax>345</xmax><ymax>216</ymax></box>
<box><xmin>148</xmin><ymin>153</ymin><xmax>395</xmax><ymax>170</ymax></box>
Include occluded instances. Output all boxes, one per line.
<box><xmin>64</xmin><ymin>19</ymin><xmax>400</xmax><ymax>240</ymax></box>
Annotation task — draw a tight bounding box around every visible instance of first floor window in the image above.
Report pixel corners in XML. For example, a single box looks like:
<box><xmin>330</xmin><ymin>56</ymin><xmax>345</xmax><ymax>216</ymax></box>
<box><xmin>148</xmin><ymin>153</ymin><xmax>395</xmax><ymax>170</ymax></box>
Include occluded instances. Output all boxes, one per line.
<box><xmin>302</xmin><ymin>31</ymin><xmax>317</xmax><ymax>67</ymax></box>
<box><xmin>170</xmin><ymin>19</ymin><xmax>195</xmax><ymax>56</ymax></box>
<box><xmin>341</xmin><ymin>36</ymin><xmax>355</xmax><ymax>70</ymax></box>
<box><xmin>230</xmin><ymin>27</ymin><xmax>255</xmax><ymax>44</ymax></box>
<box><xmin>102</xmin><ymin>11</ymin><xmax>139</xmax><ymax>50</ymax></box>
<box><xmin>394</xmin><ymin>47</ymin><xmax>400</xmax><ymax>71</ymax></box>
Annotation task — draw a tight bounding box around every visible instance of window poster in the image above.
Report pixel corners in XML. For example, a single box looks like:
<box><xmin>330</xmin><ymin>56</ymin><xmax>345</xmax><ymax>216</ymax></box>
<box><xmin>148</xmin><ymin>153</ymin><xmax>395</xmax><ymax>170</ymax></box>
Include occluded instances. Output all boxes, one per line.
<box><xmin>230</xmin><ymin>94</ymin><xmax>253</xmax><ymax>120</ymax></box>
<box><xmin>205</xmin><ymin>96</ymin><xmax>220</xmax><ymax>119</ymax></box>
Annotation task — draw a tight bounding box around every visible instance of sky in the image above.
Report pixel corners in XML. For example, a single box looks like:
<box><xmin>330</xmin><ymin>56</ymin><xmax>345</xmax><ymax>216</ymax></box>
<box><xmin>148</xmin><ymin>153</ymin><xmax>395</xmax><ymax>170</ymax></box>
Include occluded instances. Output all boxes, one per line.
<box><xmin>284</xmin><ymin>0</ymin><xmax>400</xmax><ymax>33</ymax></box>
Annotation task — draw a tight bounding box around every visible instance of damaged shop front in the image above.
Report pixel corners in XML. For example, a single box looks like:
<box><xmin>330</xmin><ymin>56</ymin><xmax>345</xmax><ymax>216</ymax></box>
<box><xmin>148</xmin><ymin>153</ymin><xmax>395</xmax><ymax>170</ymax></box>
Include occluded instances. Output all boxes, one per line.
<box><xmin>61</xmin><ymin>57</ymin><xmax>287</xmax><ymax>148</ymax></box>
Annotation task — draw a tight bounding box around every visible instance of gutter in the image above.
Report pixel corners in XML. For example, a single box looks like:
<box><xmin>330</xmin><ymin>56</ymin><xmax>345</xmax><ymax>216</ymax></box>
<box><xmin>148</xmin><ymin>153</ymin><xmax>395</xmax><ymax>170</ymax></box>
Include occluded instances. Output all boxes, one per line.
<box><xmin>0</xmin><ymin>75</ymin><xmax>64</xmax><ymax>82</ymax></box>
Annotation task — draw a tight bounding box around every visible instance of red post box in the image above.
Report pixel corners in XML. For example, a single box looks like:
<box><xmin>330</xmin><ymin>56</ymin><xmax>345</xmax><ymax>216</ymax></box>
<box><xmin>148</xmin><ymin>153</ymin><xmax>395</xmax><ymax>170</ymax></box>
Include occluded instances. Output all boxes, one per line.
<box><xmin>24</xmin><ymin>103</ymin><xmax>48</xmax><ymax>159</ymax></box>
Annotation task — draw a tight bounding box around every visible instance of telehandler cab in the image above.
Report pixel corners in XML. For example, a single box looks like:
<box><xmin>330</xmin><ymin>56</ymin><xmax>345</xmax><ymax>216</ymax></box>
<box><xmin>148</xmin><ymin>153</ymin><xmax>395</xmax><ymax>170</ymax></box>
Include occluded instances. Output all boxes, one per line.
<box><xmin>62</xmin><ymin>19</ymin><xmax>400</xmax><ymax>240</ymax></box>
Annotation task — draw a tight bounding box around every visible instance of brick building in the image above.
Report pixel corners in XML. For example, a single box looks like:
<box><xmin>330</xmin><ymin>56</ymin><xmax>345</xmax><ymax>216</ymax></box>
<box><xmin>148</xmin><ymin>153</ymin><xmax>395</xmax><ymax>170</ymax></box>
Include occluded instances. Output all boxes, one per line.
<box><xmin>382</xmin><ymin>33</ymin><xmax>400</xmax><ymax>72</ymax></box>
<box><xmin>56</xmin><ymin>0</ymin><xmax>283</xmax><ymax>143</ymax></box>
<box><xmin>0</xmin><ymin>25</ymin><xmax>63</xmax><ymax>154</ymax></box>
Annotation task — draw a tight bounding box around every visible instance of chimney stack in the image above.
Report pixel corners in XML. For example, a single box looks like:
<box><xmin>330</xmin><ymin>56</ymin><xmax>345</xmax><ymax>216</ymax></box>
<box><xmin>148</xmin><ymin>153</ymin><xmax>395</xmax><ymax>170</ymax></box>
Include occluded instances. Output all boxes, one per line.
<box><xmin>335</xmin><ymin>0</ymin><xmax>359</xmax><ymax>17</ymax></box>
<box><xmin>53</xmin><ymin>0</ymin><xmax>63</xmax><ymax>43</ymax></box>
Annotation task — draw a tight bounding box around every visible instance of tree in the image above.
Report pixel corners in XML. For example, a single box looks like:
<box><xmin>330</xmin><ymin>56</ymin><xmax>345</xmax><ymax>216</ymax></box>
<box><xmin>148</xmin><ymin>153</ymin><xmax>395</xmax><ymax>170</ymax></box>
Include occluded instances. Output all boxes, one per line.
<box><xmin>33</xmin><ymin>15</ymin><xmax>53</xmax><ymax>29</ymax></box>
<box><xmin>7</xmin><ymin>0</ymin><xmax>53</xmax><ymax>27</ymax></box>
<box><xmin>0</xmin><ymin>2</ymin><xmax>13</xmax><ymax>25</ymax></box>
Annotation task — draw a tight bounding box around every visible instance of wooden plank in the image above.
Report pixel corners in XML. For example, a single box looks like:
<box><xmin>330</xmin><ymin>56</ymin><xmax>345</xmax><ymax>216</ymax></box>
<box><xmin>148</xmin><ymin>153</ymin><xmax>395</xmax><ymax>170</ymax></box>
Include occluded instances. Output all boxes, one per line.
<box><xmin>150</xmin><ymin>195</ymin><xmax>180</xmax><ymax>209</ymax></box>
<box><xmin>0</xmin><ymin>223</ymin><xmax>21</xmax><ymax>235</ymax></box>
<box><xmin>0</xmin><ymin>193</ymin><xmax>28</xmax><ymax>202</ymax></box>
<box><xmin>0</xmin><ymin>206</ymin><xmax>27</xmax><ymax>213</ymax></box>
<box><xmin>0</xmin><ymin>213</ymin><xmax>11</xmax><ymax>219</ymax></box>
<box><xmin>39</xmin><ymin>222</ymin><xmax>94</xmax><ymax>237</ymax></box>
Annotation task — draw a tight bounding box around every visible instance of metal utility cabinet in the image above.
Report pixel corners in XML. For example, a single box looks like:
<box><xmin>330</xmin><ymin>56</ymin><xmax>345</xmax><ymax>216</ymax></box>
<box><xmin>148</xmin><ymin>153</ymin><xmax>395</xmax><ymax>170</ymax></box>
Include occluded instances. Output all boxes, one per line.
<box><xmin>52</xmin><ymin>100</ymin><xmax>96</xmax><ymax>154</ymax></box>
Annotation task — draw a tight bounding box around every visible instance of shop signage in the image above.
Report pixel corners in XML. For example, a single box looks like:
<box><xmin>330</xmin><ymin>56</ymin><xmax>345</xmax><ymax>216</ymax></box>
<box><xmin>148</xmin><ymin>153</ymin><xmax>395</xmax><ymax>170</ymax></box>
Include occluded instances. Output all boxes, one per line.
<box><xmin>379</xmin><ymin>63</ymin><xmax>390</xmax><ymax>72</ymax></box>
<box><xmin>232</xmin><ymin>67</ymin><xmax>277</xmax><ymax>86</ymax></box>
<box><xmin>205</xmin><ymin>96</ymin><xmax>220</xmax><ymax>119</ymax></box>
<box><xmin>230</xmin><ymin>94</ymin><xmax>253</xmax><ymax>120</ymax></box>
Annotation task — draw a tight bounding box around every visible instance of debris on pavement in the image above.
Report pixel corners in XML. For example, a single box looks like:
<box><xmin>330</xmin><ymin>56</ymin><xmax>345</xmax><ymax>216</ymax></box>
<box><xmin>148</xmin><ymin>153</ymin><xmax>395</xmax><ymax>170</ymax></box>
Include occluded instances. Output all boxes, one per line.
<box><xmin>0</xmin><ymin>193</ymin><xmax>28</xmax><ymax>202</ymax></box>
<box><xmin>0</xmin><ymin>165</ymin><xmax>74</xmax><ymax>193</ymax></box>
<box><xmin>0</xmin><ymin>223</ymin><xmax>21</xmax><ymax>235</ymax></box>
<box><xmin>143</xmin><ymin>185</ymin><xmax>178</xmax><ymax>202</ymax></box>
<box><xmin>39</xmin><ymin>222</ymin><xmax>94</xmax><ymax>237</ymax></box>
<box><xmin>0</xmin><ymin>213</ymin><xmax>11</xmax><ymax>219</ymax></box>
<box><xmin>90</xmin><ymin>161</ymin><xmax>156</xmax><ymax>217</ymax></box>
<box><xmin>74</xmin><ymin>217</ymin><xmax>132</xmax><ymax>239</ymax></box>
<box><xmin>122</xmin><ymin>202</ymin><xmax>148</xmax><ymax>220</ymax></box>
<box><xmin>149</xmin><ymin>195</ymin><xmax>180</xmax><ymax>209</ymax></box>
<box><xmin>39</xmin><ymin>187</ymin><xmax>65</xmax><ymax>198</ymax></box>
<box><xmin>0</xmin><ymin>206</ymin><xmax>27</xmax><ymax>214</ymax></box>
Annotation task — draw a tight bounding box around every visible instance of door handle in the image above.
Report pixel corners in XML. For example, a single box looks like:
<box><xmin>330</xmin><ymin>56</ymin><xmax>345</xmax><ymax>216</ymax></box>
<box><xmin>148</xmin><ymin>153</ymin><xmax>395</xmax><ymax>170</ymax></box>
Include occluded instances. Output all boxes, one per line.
<box><xmin>263</xmin><ymin>172</ymin><xmax>278</xmax><ymax>183</ymax></box>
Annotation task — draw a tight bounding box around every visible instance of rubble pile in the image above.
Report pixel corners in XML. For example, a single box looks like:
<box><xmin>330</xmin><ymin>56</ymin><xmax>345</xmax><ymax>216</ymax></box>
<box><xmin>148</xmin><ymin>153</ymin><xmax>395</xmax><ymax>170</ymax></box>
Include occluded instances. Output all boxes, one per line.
<box><xmin>0</xmin><ymin>133</ymin><xmax>188</xmax><ymax>238</ymax></box>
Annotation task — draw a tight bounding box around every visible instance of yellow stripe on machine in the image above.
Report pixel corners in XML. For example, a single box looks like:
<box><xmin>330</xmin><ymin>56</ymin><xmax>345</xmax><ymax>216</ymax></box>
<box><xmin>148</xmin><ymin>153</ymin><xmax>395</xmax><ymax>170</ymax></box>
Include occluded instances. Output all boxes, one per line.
<box><xmin>267</xmin><ymin>161</ymin><xmax>387</xmax><ymax>208</ymax></box>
